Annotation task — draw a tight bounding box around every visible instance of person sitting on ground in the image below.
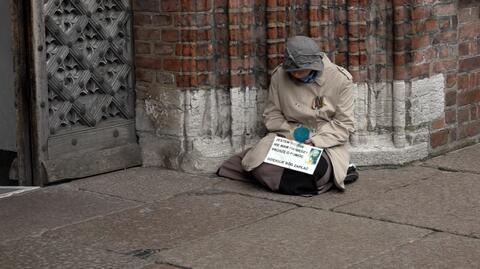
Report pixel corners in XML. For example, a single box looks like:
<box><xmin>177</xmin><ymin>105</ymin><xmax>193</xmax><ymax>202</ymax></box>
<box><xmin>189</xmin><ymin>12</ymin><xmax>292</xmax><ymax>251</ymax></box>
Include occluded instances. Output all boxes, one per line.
<box><xmin>217</xmin><ymin>35</ymin><xmax>358</xmax><ymax>195</ymax></box>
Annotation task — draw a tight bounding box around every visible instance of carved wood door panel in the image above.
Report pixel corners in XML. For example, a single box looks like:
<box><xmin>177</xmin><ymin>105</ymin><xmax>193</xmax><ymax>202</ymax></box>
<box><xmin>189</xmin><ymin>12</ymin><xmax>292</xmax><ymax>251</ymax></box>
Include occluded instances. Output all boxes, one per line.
<box><xmin>30</xmin><ymin>0</ymin><xmax>140</xmax><ymax>184</ymax></box>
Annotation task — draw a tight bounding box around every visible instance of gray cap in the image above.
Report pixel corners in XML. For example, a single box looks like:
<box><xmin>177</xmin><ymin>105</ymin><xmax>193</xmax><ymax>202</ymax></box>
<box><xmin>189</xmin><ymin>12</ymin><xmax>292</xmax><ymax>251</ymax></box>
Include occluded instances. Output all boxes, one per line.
<box><xmin>283</xmin><ymin>36</ymin><xmax>324</xmax><ymax>72</ymax></box>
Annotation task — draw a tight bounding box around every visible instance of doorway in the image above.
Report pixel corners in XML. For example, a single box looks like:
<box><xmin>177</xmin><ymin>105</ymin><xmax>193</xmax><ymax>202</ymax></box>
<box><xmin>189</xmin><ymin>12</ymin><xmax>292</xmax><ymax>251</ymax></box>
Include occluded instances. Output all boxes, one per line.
<box><xmin>0</xmin><ymin>0</ymin><xmax>19</xmax><ymax>187</ymax></box>
<box><xmin>1</xmin><ymin>0</ymin><xmax>142</xmax><ymax>187</ymax></box>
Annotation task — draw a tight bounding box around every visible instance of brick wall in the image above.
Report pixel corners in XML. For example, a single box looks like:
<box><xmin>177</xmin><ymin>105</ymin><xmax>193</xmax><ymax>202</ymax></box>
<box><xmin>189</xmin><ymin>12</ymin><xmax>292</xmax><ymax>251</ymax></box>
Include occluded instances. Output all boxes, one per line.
<box><xmin>426</xmin><ymin>1</ymin><xmax>480</xmax><ymax>152</ymax></box>
<box><xmin>132</xmin><ymin>0</ymin><xmax>480</xmax><ymax>171</ymax></box>
<box><xmin>132</xmin><ymin>0</ymin><xmax>397</xmax><ymax>90</ymax></box>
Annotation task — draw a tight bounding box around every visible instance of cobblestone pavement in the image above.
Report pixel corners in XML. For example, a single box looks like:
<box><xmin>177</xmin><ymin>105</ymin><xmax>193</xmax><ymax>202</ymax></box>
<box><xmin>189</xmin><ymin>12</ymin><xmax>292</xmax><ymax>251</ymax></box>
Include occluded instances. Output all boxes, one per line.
<box><xmin>1</xmin><ymin>144</ymin><xmax>480</xmax><ymax>269</ymax></box>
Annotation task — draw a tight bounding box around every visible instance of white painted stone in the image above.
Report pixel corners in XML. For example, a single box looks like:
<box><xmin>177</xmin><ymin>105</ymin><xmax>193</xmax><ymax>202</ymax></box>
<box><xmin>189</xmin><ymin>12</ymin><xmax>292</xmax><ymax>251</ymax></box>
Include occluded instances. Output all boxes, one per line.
<box><xmin>367</xmin><ymin>83</ymin><xmax>378</xmax><ymax>130</ymax></box>
<box><xmin>374</xmin><ymin>82</ymin><xmax>393</xmax><ymax>130</ymax></box>
<box><xmin>137</xmin><ymin>75</ymin><xmax>446</xmax><ymax>172</ymax></box>
<box><xmin>393</xmin><ymin>80</ymin><xmax>407</xmax><ymax>148</ymax></box>
<box><xmin>407</xmin><ymin>126</ymin><xmax>430</xmax><ymax>145</ymax></box>
<box><xmin>135</xmin><ymin>100</ymin><xmax>155</xmax><ymax>133</ymax></box>
<box><xmin>139</xmin><ymin>88</ymin><xmax>185</xmax><ymax>137</ymax></box>
<box><xmin>139</xmin><ymin>132</ymin><xmax>185</xmax><ymax>169</ymax></box>
<box><xmin>393</xmin><ymin>81</ymin><xmax>406</xmax><ymax>129</ymax></box>
<box><xmin>350</xmin><ymin>140</ymin><xmax>428</xmax><ymax>166</ymax></box>
<box><xmin>353</xmin><ymin>83</ymin><xmax>368</xmax><ymax>133</ymax></box>
<box><xmin>230</xmin><ymin>87</ymin><xmax>267</xmax><ymax>149</ymax></box>
<box><xmin>408</xmin><ymin>74</ymin><xmax>445</xmax><ymax>126</ymax></box>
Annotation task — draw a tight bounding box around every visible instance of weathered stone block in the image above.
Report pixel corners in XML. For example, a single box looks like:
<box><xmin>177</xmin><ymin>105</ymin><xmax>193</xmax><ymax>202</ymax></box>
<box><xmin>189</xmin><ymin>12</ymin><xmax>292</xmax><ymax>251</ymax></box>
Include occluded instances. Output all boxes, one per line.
<box><xmin>408</xmin><ymin>74</ymin><xmax>445</xmax><ymax>126</ymax></box>
<box><xmin>139</xmin><ymin>132</ymin><xmax>185</xmax><ymax>169</ymax></box>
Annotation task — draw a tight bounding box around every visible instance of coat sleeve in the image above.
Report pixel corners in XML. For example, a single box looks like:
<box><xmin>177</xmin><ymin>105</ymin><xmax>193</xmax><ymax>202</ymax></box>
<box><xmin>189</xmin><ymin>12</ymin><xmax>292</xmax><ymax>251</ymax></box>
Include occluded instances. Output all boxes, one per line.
<box><xmin>263</xmin><ymin>73</ymin><xmax>298</xmax><ymax>138</ymax></box>
<box><xmin>310</xmin><ymin>79</ymin><xmax>355</xmax><ymax>148</ymax></box>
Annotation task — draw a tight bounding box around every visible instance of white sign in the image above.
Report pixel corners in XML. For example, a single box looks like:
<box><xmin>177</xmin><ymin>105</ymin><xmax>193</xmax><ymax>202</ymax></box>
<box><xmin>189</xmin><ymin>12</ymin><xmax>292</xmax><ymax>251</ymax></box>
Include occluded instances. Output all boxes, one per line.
<box><xmin>264</xmin><ymin>136</ymin><xmax>324</xmax><ymax>175</ymax></box>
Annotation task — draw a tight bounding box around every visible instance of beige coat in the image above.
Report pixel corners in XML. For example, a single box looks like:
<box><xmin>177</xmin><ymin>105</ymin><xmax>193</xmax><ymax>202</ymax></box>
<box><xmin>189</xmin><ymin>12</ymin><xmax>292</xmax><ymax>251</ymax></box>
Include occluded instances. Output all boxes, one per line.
<box><xmin>241</xmin><ymin>54</ymin><xmax>355</xmax><ymax>190</ymax></box>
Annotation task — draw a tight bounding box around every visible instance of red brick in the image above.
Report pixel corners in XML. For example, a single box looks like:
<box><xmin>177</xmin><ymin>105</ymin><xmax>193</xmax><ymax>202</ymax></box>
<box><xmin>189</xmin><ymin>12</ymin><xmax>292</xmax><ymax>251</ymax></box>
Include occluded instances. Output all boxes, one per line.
<box><xmin>459</xmin><ymin>122</ymin><xmax>480</xmax><ymax>139</ymax></box>
<box><xmin>162</xmin><ymin>30</ymin><xmax>180</xmax><ymax>42</ymax></box>
<box><xmin>432</xmin><ymin>117</ymin><xmax>445</xmax><ymax>130</ymax></box>
<box><xmin>445</xmin><ymin>109</ymin><xmax>457</xmax><ymax>124</ymax></box>
<box><xmin>133</xmin><ymin>0</ymin><xmax>159</xmax><ymax>12</ymax></box>
<box><xmin>458</xmin><ymin>107</ymin><xmax>471</xmax><ymax>123</ymax></box>
<box><xmin>458</xmin><ymin>23</ymin><xmax>480</xmax><ymax>40</ymax></box>
<box><xmin>152</xmin><ymin>15</ymin><xmax>173</xmax><ymax>27</ymax></box>
<box><xmin>431</xmin><ymin>129</ymin><xmax>449</xmax><ymax>148</ymax></box>
<box><xmin>459</xmin><ymin>42</ymin><xmax>470</xmax><ymax>56</ymax></box>
<box><xmin>134</xmin><ymin>27</ymin><xmax>162</xmax><ymax>41</ymax></box>
<box><xmin>412</xmin><ymin>63</ymin><xmax>430</xmax><ymax>78</ymax></box>
<box><xmin>458</xmin><ymin>6</ymin><xmax>480</xmax><ymax>23</ymax></box>
<box><xmin>175</xmin><ymin>14</ymin><xmax>211</xmax><ymax>27</ymax></box>
<box><xmin>161</xmin><ymin>0</ymin><xmax>181</xmax><ymax>12</ymax></box>
<box><xmin>457</xmin><ymin>89</ymin><xmax>480</xmax><ymax>106</ymax></box>
<box><xmin>135</xmin><ymin>56</ymin><xmax>163</xmax><ymax>69</ymax></box>
<box><xmin>180</xmin><ymin>29</ymin><xmax>212</xmax><ymax>42</ymax></box>
<box><xmin>135</xmin><ymin>68</ymin><xmax>154</xmax><ymax>82</ymax></box>
<box><xmin>449</xmin><ymin>128</ymin><xmax>458</xmax><ymax>142</ymax></box>
<box><xmin>154</xmin><ymin>44</ymin><xmax>174</xmax><ymax>55</ymax></box>
<box><xmin>433</xmin><ymin>59</ymin><xmax>457</xmax><ymax>73</ymax></box>
<box><xmin>176</xmin><ymin>44</ymin><xmax>212</xmax><ymax>57</ymax></box>
<box><xmin>412</xmin><ymin>49</ymin><xmax>434</xmax><ymax>64</ymax></box>
<box><xmin>425</xmin><ymin>19</ymin><xmax>438</xmax><ymax>32</ymax></box>
<box><xmin>412</xmin><ymin>21</ymin><xmax>426</xmax><ymax>34</ymax></box>
<box><xmin>134</xmin><ymin>13</ymin><xmax>152</xmax><ymax>26</ymax></box>
<box><xmin>432</xmin><ymin>31</ymin><xmax>457</xmax><ymax>45</ymax></box>
<box><xmin>180</xmin><ymin>0</ymin><xmax>212</xmax><ymax>12</ymax></box>
<box><xmin>471</xmin><ymin>106</ymin><xmax>478</xmax><ymax>120</ymax></box>
<box><xmin>163</xmin><ymin>59</ymin><xmax>182</xmax><ymax>72</ymax></box>
<box><xmin>446</xmin><ymin>74</ymin><xmax>457</xmax><ymax>88</ymax></box>
<box><xmin>445</xmin><ymin>90</ymin><xmax>457</xmax><ymax>106</ymax></box>
<box><xmin>196</xmin><ymin>59</ymin><xmax>214</xmax><ymax>72</ymax></box>
<box><xmin>433</xmin><ymin>3</ymin><xmax>456</xmax><ymax>16</ymax></box>
<box><xmin>412</xmin><ymin>7</ymin><xmax>431</xmax><ymax>20</ymax></box>
<box><xmin>412</xmin><ymin>35</ymin><xmax>430</xmax><ymax>50</ymax></box>
<box><xmin>135</xmin><ymin>41</ymin><xmax>151</xmax><ymax>54</ymax></box>
<box><xmin>394</xmin><ymin>6</ymin><xmax>409</xmax><ymax>21</ymax></box>
<box><xmin>438</xmin><ymin>18</ymin><xmax>453</xmax><ymax>30</ymax></box>
<box><xmin>458</xmin><ymin>74</ymin><xmax>470</xmax><ymax>90</ymax></box>
<box><xmin>459</xmin><ymin>56</ymin><xmax>480</xmax><ymax>72</ymax></box>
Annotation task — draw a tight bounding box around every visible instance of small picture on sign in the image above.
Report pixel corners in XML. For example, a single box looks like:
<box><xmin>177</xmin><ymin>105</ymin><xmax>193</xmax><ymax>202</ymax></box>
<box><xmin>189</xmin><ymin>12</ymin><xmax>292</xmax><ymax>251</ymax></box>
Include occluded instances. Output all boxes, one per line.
<box><xmin>307</xmin><ymin>148</ymin><xmax>322</xmax><ymax>165</ymax></box>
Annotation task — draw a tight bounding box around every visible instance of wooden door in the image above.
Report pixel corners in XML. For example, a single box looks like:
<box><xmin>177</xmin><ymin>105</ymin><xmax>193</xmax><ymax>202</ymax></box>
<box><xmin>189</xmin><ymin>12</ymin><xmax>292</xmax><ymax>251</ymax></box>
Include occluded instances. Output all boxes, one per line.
<box><xmin>29</xmin><ymin>0</ymin><xmax>141</xmax><ymax>185</ymax></box>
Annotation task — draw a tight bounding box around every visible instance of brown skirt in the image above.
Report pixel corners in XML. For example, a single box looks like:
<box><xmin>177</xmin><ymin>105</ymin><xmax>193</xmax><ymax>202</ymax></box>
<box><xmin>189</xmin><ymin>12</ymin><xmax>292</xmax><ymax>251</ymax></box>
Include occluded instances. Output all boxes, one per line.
<box><xmin>217</xmin><ymin>150</ymin><xmax>334</xmax><ymax>195</ymax></box>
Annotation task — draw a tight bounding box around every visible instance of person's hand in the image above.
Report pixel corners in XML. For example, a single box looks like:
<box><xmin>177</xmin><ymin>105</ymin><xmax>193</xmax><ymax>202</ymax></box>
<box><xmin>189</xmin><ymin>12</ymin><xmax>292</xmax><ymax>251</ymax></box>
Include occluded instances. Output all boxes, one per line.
<box><xmin>304</xmin><ymin>139</ymin><xmax>313</xmax><ymax>146</ymax></box>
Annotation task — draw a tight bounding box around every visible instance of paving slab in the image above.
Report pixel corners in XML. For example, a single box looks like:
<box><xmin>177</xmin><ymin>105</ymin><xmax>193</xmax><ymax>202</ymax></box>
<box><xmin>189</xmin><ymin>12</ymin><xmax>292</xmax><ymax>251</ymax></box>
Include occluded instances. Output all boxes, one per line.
<box><xmin>158</xmin><ymin>207</ymin><xmax>430</xmax><ymax>269</ymax></box>
<box><xmin>0</xmin><ymin>236</ymin><xmax>150</xmax><ymax>269</ymax></box>
<box><xmin>212</xmin><ymin>166</ymin><xmax>441</xmax><ymax>209</ymax></box>
<box><xmin>63</xmin><ymin>167</ymin><xmax>222</xmax><ymax>203</ymax></box>
<box><xmin>350</xmin><ymin>232</ymin><xmax>480</xmax><ymax>269</ymax></box>
<box><xmin>336</xmin><ymin>171</ymin><xmax>480</xmax><ymax>238</ymax></box>
<box><xmin>0</xmin><ymin>187</ymin><xmax>139</xmax><ymax>243</ymax></box>
<box><xmin>424</xmin><ymin>144</ymin><xmax>480</xmax><ymax>174</ymax></box>
<box><xmin>43</xmin><ymin>193</ymin><xmax>294</xmax><ymax>253</ymax></box>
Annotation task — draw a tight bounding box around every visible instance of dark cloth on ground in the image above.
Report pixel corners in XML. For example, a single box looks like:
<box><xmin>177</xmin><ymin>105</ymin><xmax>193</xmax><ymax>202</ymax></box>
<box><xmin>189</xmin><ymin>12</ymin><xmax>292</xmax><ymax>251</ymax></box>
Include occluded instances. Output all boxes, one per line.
<box><xmin>217</xmin><ymin>150</ymin><xmax>334</xmax><ymax>195</ymax></box>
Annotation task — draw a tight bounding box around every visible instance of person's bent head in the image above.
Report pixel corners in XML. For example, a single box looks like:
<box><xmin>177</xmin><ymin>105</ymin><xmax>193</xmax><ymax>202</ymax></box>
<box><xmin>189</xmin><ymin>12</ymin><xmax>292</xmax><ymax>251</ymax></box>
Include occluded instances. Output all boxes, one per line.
<box><xmin>283</xmin><ymin>36</ymin><xmax>324</xmax><ymax>83</ymax></box>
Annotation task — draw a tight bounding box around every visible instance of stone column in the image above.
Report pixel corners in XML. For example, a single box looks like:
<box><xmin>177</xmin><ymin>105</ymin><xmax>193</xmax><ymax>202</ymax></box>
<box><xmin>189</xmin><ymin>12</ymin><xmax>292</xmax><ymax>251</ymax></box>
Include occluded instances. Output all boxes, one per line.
<box><xmin>392</xmin><ymin>0</ymin><xmax>408</xmax><ymax>148</ymax></box>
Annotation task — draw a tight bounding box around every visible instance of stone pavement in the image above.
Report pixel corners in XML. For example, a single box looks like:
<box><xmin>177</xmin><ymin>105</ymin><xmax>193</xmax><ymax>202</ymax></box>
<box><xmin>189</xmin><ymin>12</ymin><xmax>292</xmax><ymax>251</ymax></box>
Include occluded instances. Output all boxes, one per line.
<box><xmin>1</xmin><ymin>144</ymin><xmax>480</xmax><ymax>269</ymax></box>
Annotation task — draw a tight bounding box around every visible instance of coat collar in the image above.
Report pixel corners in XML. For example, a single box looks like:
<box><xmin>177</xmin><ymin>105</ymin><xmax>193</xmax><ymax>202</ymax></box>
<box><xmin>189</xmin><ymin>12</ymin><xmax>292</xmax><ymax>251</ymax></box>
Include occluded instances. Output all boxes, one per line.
<box><xmin>314</xmin><ymin>53</ymin><xmax>331</xmax><ymax>87</ymax></box>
